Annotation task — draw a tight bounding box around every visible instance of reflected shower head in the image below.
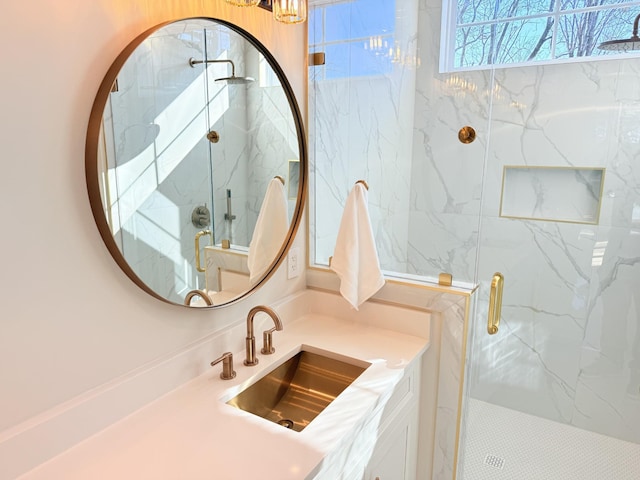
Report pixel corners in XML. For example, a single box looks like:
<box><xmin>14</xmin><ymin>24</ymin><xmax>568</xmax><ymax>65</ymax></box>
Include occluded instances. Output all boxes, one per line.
<box><xmin>215</xmin><ymin>75</ymin><xmax>255</xmax><ymax>84</ymax></box>
<box><xmin>188</xmin><ymin>57</ymin><xmax>254</xmax><ymax>84</ymax></box>
<box><xmin>598</xmin><ymin>13</ymin><xmax>640</xmax><ymax>51</ymax></box>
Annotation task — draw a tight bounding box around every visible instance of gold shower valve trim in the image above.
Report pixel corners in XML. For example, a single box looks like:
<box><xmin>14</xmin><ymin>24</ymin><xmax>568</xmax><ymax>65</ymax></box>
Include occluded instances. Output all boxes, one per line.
<box><xmin>458</xmin><ymin>126</ymin><xmax>476</xmax><ymax>144</ymax></box>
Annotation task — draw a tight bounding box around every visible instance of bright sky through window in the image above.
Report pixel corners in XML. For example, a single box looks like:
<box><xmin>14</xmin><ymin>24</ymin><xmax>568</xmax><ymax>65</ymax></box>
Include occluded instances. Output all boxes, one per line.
<box><xmin>309</xmin><ymin>0</ymin><xmax>396</xmax><ymax>79</ymax></box>
<box><xmin>442</xmin><ymin>0</ymin><xmax>640</xmax><ymax>71</ymax></box>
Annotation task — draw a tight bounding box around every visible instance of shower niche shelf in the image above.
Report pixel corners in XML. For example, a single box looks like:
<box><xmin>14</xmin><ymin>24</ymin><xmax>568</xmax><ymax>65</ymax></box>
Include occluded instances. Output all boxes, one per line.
<box><xmin>499</xmin><ymin>166</ymin><xmax>605</xmax><ymax>224</ymax></box>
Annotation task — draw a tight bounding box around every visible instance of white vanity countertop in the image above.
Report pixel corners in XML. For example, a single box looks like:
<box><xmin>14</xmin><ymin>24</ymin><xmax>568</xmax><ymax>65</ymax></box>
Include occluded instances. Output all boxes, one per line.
<box><xmin>20</xmin><ymin>312</ymin><xmax>429</xmax><ymax>480</ymax></box>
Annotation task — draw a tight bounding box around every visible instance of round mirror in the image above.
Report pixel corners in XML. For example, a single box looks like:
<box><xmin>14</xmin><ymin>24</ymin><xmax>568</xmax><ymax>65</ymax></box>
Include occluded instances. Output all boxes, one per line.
<box><xmin>86</xmin><ymin>18</ymin><xmax>306</xmax><ymax>308</ymax></box>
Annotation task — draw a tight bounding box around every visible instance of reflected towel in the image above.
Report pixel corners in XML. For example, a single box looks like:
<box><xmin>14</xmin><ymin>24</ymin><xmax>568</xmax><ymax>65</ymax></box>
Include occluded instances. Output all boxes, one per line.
<box><xmin>330</xmin><ymin>182</ymin><xmax>385</xmax><ymax>309</ymax></box>
<box><xmin>248</xmin><ymin>178</ymin><xmax>289</xmax><ymax>284</ymax></box>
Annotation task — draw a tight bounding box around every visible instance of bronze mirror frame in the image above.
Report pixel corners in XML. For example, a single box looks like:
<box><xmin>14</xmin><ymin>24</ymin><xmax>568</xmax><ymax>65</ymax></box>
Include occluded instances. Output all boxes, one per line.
<box><xmin>85</xmin><ymin>17</ymin><xmax>307</xmax><ymax>308</ymax></box>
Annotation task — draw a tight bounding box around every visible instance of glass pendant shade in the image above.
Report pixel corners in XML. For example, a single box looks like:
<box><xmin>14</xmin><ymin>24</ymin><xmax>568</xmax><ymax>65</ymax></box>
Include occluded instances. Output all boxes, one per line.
<box><xmin>226</xmin><ymin>0</ymin><xmax>260</xmax><ymax>6</ymax></box>
<box><xmin>273</xmin><ymin>0</ymin><xmax>307</xmax><ymax>24</ymax></box>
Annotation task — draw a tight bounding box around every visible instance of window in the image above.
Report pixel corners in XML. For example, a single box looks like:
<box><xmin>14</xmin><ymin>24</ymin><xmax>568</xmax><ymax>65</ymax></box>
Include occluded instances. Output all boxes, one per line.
<box><xmin>441</xmin><ymin>0</ymin><xmax>640</xmax><ymax>71</ymax></box>
<box><xmin>309</xmin><ymin>0</ymin><xmax>396</xmax><ymax>79</ymax></box>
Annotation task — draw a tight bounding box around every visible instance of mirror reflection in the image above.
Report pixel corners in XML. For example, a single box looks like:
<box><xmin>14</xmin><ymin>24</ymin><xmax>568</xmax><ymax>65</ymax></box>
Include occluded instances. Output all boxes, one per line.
<box><xmin>88</xmin><ymin>18</ymin><xmax>305</xmax><ymax>307</ymax></box>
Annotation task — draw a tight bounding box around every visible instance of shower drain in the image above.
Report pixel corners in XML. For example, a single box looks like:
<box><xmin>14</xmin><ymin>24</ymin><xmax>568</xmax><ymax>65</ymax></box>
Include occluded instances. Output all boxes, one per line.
<box><xmin>484</xmin><ymin>454</ymin><xmax>505</xmax><ymax>469</ymax></box>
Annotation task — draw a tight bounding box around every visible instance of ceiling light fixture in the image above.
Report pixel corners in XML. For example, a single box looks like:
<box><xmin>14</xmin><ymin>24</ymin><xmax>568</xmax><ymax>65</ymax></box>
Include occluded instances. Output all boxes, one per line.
<box><xmin>225</xmin><ymin>0</ymin><xmax>261</xmax><ymax>6</ymax></box>
<box><xmin>272</xmin><ymin>0</ymin><xmax>307</xmax><ymax>24</ymax></box>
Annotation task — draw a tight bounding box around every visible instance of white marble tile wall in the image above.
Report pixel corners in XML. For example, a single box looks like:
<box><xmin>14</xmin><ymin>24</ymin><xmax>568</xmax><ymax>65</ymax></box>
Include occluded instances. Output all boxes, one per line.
<box><xmin>471</xmin><ymin>56</ymin><xmax>640</xmax><ymax>445</ymax></box>
<box><xmin>245</xmin><ymin>45</ymin><xmax>298</xmax><ymax>244</ymax></box>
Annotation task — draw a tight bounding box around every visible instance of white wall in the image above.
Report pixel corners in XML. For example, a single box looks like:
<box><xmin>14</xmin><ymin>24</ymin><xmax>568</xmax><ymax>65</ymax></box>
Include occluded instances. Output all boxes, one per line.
<box><xmin>0</xmin><ymin>0</ymin><xmax>305</xmax><ymax>444</ymax></box>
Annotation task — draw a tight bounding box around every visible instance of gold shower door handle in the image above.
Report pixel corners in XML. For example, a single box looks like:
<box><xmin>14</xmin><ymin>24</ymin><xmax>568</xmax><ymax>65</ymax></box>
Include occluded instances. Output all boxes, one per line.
<box><xmin>195</xmin><ymin>230</ymin><xmax>212</xmax><ymax>273</ymax></box>
<box><xmin>487</xmin><ymin>272</ymin><xmax>504</xmax><ymax>335</ymax></box>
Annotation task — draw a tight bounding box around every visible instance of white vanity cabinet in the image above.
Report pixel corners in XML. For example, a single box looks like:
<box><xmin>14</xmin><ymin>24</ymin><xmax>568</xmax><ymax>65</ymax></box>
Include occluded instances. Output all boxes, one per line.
<box><xmin>364</xmin><ymin>362</ymin><xmax>420</xmax><ymax>480</ymax></box>
<box><xmin>315</xmin><ymin>358</ymin><xmax>421</xmax><ymax>480</ymax></box>
<box><xmin>364</xmin><ymin>402</ymin><xmax>419</xmax><ymax>480</ymax></box>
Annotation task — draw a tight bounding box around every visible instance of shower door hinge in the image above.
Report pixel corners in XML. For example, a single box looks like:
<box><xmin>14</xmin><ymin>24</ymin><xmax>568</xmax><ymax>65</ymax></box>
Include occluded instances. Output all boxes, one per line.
<box><xmin>309</xmin><ymin>52</ymin><xmax>326</xmax><ymax>66</ymax></box>
<box><xmin>438</xmin><ymin>272</ymin><xmax>453</xmax><ymax>286</ymax></box>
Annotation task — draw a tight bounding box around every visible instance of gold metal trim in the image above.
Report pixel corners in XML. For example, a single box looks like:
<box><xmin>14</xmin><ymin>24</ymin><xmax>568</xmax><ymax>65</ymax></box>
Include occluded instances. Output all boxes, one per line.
<box><xmin>458</xmin><ymin>126</ymin><xmax>476</xmax><ymax>144</ymax></box>
<box><xmin>195</xmin><ymin>230</ymin><xmax>212</xmax><ymax>273</ymax></box>
<box><xmin>308</xmin><ymin>52</ymin><xmax>326</xmax><ymax>66</ymax></box>
<box><xmin>487</xmin><ymin>272</ymin><xmax>504</xmax><ymax>335</ymax></box>
<box><xmin>498</xmin><ymin>166</ymin><xmax>606</xmax><ymax>225</ymax></box>
<box><xmin>452</xmin><ymin>294</ymin><xmax>473</xmax><ymax>480</ymax></box>
<box><xmin>438</xmin><ymin>272</ymin><xmax>453</xmax><ymax>286</ymax></box>
<box><xmin>205</xmin><ymin>245</ymin><xmax>248</xmax><ymax>258</ymax></box>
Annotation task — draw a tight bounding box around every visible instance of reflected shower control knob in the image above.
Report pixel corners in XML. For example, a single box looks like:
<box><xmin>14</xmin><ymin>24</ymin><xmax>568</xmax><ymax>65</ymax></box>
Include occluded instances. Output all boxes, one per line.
<box><xmin>191</xmin><ymin>205</ymin><xmax>211</xmax><ymax>228</ymax></box>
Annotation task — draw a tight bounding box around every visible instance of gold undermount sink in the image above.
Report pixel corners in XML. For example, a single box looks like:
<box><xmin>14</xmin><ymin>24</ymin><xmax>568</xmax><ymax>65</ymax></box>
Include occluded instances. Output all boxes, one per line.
<box><xmin>227</xmin><ymin>347</ymin><xmax>370</xmax><ymax>432</ymax></box>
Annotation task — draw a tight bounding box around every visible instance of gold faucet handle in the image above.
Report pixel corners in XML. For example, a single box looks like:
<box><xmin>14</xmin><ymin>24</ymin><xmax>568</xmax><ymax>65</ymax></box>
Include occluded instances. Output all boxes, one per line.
<box><xmin>210</xmin><ymin>352</ymin><xmax>236</xmax><ymax>380</ymax></box>
<box><xmin>261</xmin><ymin>327</ymin><xmax>279</xmax><ymax>355</ymax></box>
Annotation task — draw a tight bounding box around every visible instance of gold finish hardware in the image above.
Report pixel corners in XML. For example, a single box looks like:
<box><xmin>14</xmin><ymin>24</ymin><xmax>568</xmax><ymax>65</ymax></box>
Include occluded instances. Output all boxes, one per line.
<box><xmin>245</xmin><ymin>305</ymin><xmax>283</xmax><ymax>366</ymax></box>
<box><xmin>458</xmin><ymin>126</ymin><xmax>476</xmax><ymax>144</ymax></box>
<box><xmin>227</xmin><ymin>350</ymin><xmax>369</xmax><ymax>432</ymax></box>
<box><xmin>487</xmin><ymin>272</ymin><xmax>504</xmax><ymax>335</ymax></box>
<box><xmin>261</xmin><ymin>327</ymin><xmax>278</xmax><ymax>354</ymax></box>
<box><xmin>356</xmin><ymin>179</ymin><xmax>369</xmax><ymax>190</ymax></box>
<box><xmin>210</xmin><ymin>352</ymin><xmax>236</xmax><ymax>380</ymax></box>
<box><xmin>274</xmin><ymin>175</ymin><xmax>285</xmax><ymax>185</ymax></box>
<box><xmin>184</xmin><ymin>289</ymin><xmax>213</xmax><ymax>306</ymax></box>
<box><xmin>438</xmin><ymin>272</ymin><xmax>453</xmax><ymax>286</ymax></box>
<box><xmin>195</xmin><ymin>230</ymin><xmax>212</xmax><ymax>272</ymax></box>
<box><xmin>309</xmin><ymin>52</ymin><xmax>326</xmax><ymax>66</ymax></box>
<box><xmin>206</xmin><ymin>130</ymin><xmax>219</xmax><ymax>143</ymax></box>
<box><xmin>221</xmin><ymin>239</ymin><xmax>230</xmax><ymax>249</ymax></box>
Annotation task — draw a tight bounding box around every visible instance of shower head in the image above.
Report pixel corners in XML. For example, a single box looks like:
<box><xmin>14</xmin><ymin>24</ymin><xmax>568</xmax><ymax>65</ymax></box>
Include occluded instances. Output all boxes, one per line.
<box><xmin>188</xmin><ymin>57</ymin><xmax>254</xmax><ymax>84</ymax></box>
<box><xmin>598</xmin><ymin>13</ymin><xmax>640</xmax><ymax>51</ymax></box>
<box><xmin>215</xmin><ymin>75</ymin><xmax>255</xmax><ymax>84</ymax></box>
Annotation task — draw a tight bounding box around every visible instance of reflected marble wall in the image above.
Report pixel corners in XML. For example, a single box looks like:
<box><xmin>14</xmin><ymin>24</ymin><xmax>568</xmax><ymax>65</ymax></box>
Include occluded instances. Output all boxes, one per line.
<box><xmin>108</xmin><ymin>21</ymin><xmax>217</xmax><ymax>303</ymax></box>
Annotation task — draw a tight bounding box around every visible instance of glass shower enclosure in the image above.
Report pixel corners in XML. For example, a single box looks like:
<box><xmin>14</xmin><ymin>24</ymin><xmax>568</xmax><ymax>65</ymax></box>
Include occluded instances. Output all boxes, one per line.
<box><xmin>308</xmin><ymin>0</ymin><xmax>640</xmax><ymax>478</ymax></box>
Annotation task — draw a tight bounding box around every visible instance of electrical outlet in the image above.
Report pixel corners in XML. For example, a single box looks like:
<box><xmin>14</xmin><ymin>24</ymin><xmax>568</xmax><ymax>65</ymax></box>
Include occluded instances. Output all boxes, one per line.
<box><xmin>287</xmin><ymin>247</ymin><xmax>300</xmax><ymax>279</ymax></box>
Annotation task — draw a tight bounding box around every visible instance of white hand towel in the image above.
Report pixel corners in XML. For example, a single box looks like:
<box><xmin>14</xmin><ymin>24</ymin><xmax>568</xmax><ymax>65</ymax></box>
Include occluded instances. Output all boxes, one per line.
<box><xmin>330</xmin><ymin>182</ymin><xmax>385</xmax><ymax>309</ymax></box>
<box><xmin>248</xmin><ymin>178</ymin><xmax>289</xmax><ymax>284</ymax></box>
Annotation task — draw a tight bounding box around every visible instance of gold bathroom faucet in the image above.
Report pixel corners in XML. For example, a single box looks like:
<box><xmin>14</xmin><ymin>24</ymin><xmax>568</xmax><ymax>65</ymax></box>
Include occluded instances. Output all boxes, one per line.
<box><xmin>244</xmin><ymin>306</ymin><xmax>283</xmax><ymax>366</ymax></box>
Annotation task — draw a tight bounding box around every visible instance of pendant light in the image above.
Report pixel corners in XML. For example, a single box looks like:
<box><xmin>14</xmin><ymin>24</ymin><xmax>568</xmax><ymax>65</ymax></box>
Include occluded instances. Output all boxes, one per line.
<box><xmin>273</xmin><ymin>0</ymin><xmax>307</xmax><ymax>24</ymax></box>
<box><xmin>226</xmin><ymin>0</ymin><xmax>260</xmax><ymax>6</ymax></box>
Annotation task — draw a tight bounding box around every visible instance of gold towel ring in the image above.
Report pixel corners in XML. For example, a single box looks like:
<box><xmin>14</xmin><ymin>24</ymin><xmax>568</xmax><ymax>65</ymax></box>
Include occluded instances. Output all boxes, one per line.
<box><xmin>355</xmin><ymin>179</ymin><xmax>369</xmax><ymax>190</ymax></box>
<box><xmin>274</xmin><ymin>175</ymin><xmax>285</xmax><ymax>185</ymax></box>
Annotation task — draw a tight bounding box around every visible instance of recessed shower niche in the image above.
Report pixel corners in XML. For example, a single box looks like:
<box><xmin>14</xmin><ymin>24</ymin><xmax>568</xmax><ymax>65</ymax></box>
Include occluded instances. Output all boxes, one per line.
<box><xmin>499</xmin><ymin>166</ymin><xmax>606</xmax><ymax>224</ymax></box>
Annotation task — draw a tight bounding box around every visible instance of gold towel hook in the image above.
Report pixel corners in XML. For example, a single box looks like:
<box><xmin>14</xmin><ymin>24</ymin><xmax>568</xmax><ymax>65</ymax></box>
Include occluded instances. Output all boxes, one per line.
<box><xmin>274</xmin><ymin>175</ymin><xmax>285</xmax><ymax>185</ymax></box>
<box><xmin>355</xmin><ymin>179</ymin><xmax>369</xmax><ymax>190</ymax></box>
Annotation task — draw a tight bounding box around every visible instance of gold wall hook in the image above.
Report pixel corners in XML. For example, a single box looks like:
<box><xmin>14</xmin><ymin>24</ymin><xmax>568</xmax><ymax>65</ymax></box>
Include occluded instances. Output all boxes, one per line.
<box><xmin>274</xmin><ymin>175</ymin><xmax>285</xmax><ymax>185</ymax></box>
<box><xmin>356</xmin><ymin>179</ymin><xmax>369</xmax><ymax>190</ymax></box>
